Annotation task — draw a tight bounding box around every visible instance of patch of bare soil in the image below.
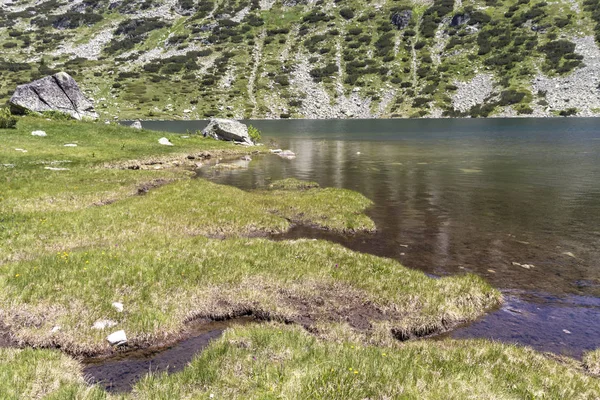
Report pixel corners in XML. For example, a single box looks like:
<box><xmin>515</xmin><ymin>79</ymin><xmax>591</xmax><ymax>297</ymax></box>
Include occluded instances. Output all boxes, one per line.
<box><xmin>0</xmin><ymin>321</ymin><xmax>17</xmax><ymax>348</ymax></box>
<box><xmin>136</xmin><ymin>178</ymin><xmax>173</xmax><ymax>195</ymax></box>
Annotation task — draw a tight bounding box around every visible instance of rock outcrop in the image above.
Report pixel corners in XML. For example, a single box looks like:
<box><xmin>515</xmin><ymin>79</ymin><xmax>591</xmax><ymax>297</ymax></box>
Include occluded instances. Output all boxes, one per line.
<box><xmin>202</xmin><ymin>118</ymin><xmax>254</xmax><ymax>145</ymax></box>
<box><xmin>9</xmin><ymin>72</ymin><xmax>98</xmax><ymax>120</ymax></box>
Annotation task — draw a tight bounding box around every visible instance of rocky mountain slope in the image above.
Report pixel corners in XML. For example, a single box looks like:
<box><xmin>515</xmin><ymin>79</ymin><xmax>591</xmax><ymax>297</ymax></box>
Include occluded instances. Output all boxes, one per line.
<box><xmin>1</xmin><ymin>0</ymin><xmax>600</xmax><ymax>119</ymax></box>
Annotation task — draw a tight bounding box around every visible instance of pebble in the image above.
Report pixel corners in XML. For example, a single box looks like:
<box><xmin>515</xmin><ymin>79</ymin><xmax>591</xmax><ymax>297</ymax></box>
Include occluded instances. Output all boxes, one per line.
<box><xmin>50</xmin><ymin>326</ymin><xmax>61</xmax><ymax>333</ymax></box>
<box><xmin>15</xmin><ymin>148</ymin><xmax>28</xmax><ymax>153</ymax></box>
<box><xmin>44</xmin><ymin>167</ymin><xmax>69</xmax><ymax>171</ymax></box>
<box><xmin>64</xmin><ymin>144</ymin><xmax>78</xmax><ymax>147</ymax></box>
<box><xmin>31</xmin><ymin>130</ymin><xmax>47</xmax><ymax>137</ymax></box>
<box><xmin>92</xmin><ymin>319</ymin><xmax>117</xmax><ymax>330</ymax></box>
<box><xmin>158</xmin><ymin>137</ymin><xmax>174</xmax><ymax>146</ymax></box>
<box><xmin>563</xmin><ymin>329</ymin><xmax>572</xmax><ymax>334</ymax></box>
<box><xmin>112</xmin><ymin>302</ymin><xmax>124</xmax><ymax>312</ymax></box>
<box><xmin>106</xmin><ymin>330</ymin><xmax>127</xmax><ymax>346</ymax></box>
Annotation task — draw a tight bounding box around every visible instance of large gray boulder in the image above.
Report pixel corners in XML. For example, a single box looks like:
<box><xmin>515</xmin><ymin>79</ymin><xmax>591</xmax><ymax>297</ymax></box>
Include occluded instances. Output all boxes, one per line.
<box><xmin>9</xmin><ymin>72</ymin><xmax>98</xmax><ymax>120</ymax></box>
<box><xmin>202</xmin><ymin>118</ymin><xmax>254</xmax><ymax>145</ymax></box>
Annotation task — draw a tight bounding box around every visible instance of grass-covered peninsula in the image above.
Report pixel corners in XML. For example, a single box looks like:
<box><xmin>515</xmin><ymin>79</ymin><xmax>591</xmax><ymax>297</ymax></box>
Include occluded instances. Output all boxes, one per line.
<box><xmin>1</xmin><ymin>117</ymin><xmax>599</xmax><ymax>398</ymax></box>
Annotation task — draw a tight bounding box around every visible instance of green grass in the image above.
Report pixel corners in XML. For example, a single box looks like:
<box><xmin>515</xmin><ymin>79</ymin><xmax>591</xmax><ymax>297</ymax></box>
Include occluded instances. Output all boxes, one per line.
<box><xmin>585</xmin><ymin>349</ymin><xmax>600</xmax><ymax>376</ymax></box>
<box><xmin>0</xmin><ymin>347</ymin><xmax>106</xmax><ymax>400</ymax></box>
<box><xmin>2</xmin><ymin>324</ymin><xmax>600</xmax><ymax>399</ymax></box>
<box><xmin>0</xmin><ymin>117</ymin><xmax>500</xmax><ymax>355</ymax></box>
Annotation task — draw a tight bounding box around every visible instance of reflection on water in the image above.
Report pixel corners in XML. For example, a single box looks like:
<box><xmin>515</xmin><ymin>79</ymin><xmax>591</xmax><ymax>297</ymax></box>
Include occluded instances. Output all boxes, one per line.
<box><xmin>146</xmin><ymin>118</ymin><xmax>600</xmax><ymax>356</ymax></box>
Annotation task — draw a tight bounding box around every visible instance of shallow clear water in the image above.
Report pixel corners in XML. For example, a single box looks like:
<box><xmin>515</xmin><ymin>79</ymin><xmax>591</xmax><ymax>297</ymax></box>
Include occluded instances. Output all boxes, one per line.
<box><xmin>142</xmin><ymin>118</ymin><xmax>600</xmax><ymax>357</ymax></box>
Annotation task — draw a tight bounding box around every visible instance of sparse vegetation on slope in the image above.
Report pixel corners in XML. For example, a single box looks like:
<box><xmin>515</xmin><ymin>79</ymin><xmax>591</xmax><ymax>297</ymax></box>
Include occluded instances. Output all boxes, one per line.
<box><xmin>0</xmin><ymin>0</ymin><xmax>599</xmax><ymax>118</ymax></box>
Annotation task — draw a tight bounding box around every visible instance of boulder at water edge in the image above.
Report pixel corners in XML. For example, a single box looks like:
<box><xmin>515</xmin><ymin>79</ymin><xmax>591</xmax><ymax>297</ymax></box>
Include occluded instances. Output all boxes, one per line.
<box><xmin>9</xmin><ymin>72</ymin><xmax>98</xmax><ymax>120</ymax></box>
<box><xmin>202</xmin><ymin>118</ymin><xmax>254</xmax><ymax>145</ymax></box>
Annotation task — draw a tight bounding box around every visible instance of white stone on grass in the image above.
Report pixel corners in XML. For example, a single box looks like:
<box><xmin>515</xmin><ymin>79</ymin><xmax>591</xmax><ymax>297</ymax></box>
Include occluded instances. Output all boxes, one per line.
<box><xmin>130</xmin><ymin>120</ymin><xmax>142</xmax><ymax>129</ymax></box>
<box><xmin>107</xmin><ymin>330</ymin><xmax>127</xmax><ymax>346</ymax></box>
<box><xmin>44</xmin><ymin>167</ymin><xmax>69</xmax><ymax>171</ymax></box>
<box><xmin>112</xmin><ymin>302</ymin><xmax>124</xmax><ymax>312</ymax></box>
<box><xmin>32</xmin><ymin>130</ymin><xmax>47</xmax><ymax>137</ymax></box>
<box><xmin>64</xmin><ymin>144</ymin><xmax>77</xmax><ymax>147</ymax></box>
<box><xmin>92</xmin><ymin>319</ymin><xmax>117</xmax><ymax>330</ymax></box>
<box><xmin>15</xmin><ymin>148</ymin><xmax>28</xmax><ymax>153</ymax></box>
<box><xmin>50</xmin><ymin>326</ymin><xmax>61</xmax><ymax>333</ymax></box>
<box><xmin>158</xmin><ymin>137</ymin><xmax>174</xmax><ymax>146</ymax></box>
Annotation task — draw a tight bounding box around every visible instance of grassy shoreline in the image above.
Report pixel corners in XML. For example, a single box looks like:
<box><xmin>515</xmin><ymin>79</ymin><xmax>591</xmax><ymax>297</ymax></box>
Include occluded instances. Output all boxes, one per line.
<box><xmin>3</xmin><ymin>117</ymin><xmax>597</xmax><ymax>398</ymax></box>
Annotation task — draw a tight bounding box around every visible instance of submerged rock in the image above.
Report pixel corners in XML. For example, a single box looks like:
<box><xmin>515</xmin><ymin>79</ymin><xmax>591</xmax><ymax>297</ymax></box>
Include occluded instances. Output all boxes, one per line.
<box><xmin>202</xmin><ymin>118</ymin><xmax>255</xmax><ymax>145</ymax></box>
<box><xmin>277</xmin><ymin>150</ymin><xmax>296</xmax><ymax>159</ymax></box>
<box><xmin>9</xmin><ymin>72</ymin><xmax>98</xmax><ymax>120</ymax></box>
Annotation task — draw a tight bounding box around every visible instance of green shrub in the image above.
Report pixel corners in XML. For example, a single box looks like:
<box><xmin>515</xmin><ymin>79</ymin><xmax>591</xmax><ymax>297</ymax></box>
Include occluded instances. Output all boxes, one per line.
<box><xmin>248</xmin><ymin>125</ymin><xmax>261</xmax><ymax>143</ymax></box>
<box><xmin>559</xmin><ymin>108</ymin><xmax>577</xmax><ymax>116</ymax></box>
<box><xmin>340</xmin><ymin>8</ymin><xmax>354</xmax><ymax>20</ymax></box>
<box><xmin>0</xmin><ymin>107</ymin><xmax>17</xmax><ymax>129</ymax></box>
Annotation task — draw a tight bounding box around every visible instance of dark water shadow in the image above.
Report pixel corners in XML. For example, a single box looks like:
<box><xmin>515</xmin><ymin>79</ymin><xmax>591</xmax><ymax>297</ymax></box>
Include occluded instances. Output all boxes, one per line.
<box><xmin>83</xmin><ymin>317</ymin><xmax>255</xmax><ymax>393</ymax></box>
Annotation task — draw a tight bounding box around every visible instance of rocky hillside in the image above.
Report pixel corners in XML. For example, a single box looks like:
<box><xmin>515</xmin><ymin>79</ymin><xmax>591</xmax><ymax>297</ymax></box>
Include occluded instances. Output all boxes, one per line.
<box><xmin>1</xmin><ymin>0</ymin><xmax>600</xmax><ymax>119</ymax></box>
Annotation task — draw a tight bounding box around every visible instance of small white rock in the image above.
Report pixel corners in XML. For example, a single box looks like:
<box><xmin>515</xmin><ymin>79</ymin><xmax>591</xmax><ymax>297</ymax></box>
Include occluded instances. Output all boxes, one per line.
<box><xmin>112</xmin><ymin>302</ymin><xmax>124</xmax><ymax>312</ymax></box>
<box><xmin>50</xmin><ymin>326</ymin><xmax>61</xmax><ymax>333</ymax></box>
<box><xmin>158</xmin><ymin>137</ymin><xmax>174</xmax><ymax>146</ymax></box>
<box><xmin>92</xmin><ymin>319</ymin><xmax>117</xmax><ymax>330</ymax></box>
<box><xmin>270</xmin><ymin>149</ymin><xmax>282</xmax><ymax>154</ymax></box>
<box><xmin>356</xmin><ymin>152</ymin><xmax>361</xmax><ymax>155</ymax></box>
<box><xmin>15</xmin><ymin>148</ymin><xmax>28</xmax><ymax>153</ymax></box>
<box><xmin>130</xmin><ymin>120</ymin><xmax>142</xmax><ymax>129</ymax></box>
<box><xmin>64</xmin><ymin>144</ymin><xmax>78</xmax><ymax>147</ymax></box>
<box><xmin>183</xmin><ymin>109</ymin><xmax>191</xmax><ymax>113</ymax></box>
<box><xmin>106</xmin><ymin>330</ymin><xmax>127</xmax><ymax>346</ymax></box>
<box><xmin>563</xmin><ymin>329</ymin><xmax>572</xmax><ymax>334</ymax></box>
<box><xmin>44</xmin><ymin>167</ymin><xmax>69</xmax><ymax>171</ymax></box>
<box><xmin>32</xmin><ymin>130</ymin><xmax>47</xmax><ymax>137</ymax></box>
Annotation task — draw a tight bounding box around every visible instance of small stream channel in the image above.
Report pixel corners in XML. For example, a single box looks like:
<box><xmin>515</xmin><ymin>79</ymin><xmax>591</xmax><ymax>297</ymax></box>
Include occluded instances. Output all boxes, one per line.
<box><xmin>83</xmin><ymin>317</ymin><xmax>255</xmax><ymax>393</ymax></box>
